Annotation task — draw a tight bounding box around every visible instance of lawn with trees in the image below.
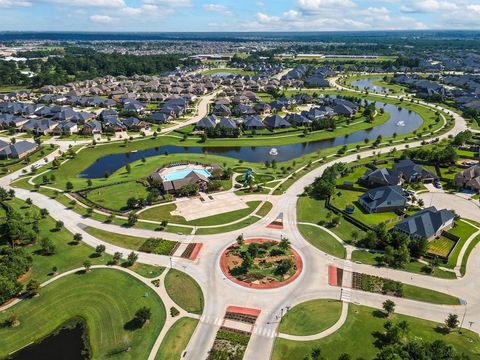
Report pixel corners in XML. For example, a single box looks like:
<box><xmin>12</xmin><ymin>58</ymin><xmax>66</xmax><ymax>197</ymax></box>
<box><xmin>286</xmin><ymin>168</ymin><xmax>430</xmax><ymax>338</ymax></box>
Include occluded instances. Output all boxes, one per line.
<box><xmin>272</xmin><ymin>304</ymin><xmax>480</xmax><ymax>360</ymax></box>
<box><xmin>0</xmin><ymin>269</ymin><xmax>166</xmax><ymax>359</ymax></box>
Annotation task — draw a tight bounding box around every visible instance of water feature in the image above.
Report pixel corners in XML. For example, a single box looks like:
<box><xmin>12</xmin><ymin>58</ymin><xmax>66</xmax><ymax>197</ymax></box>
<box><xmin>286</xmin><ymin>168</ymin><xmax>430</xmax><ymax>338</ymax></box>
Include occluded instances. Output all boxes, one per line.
<box><xmin>351</xmin><ymin>78</ymin><xmax>389</xmax><ymax>94</ymax></box>
<box><xmin>11</xmin><ymin>323</ymin><xmax>87</xmax><ymax>360</ymax></box>
<box><xmin>80</xmin><ymin>101</ymin><xmax>422</xmax><ymax>178</ymax></box>
<box><xmin>211</xmin><ymin>72</ymin><xmax>235</xmax><ymax>77</ymax></box>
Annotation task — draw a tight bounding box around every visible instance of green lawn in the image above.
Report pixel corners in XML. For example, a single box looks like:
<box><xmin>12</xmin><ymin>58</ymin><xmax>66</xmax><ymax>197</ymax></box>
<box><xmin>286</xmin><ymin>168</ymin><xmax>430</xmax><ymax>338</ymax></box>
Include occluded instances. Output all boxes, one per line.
<box><xmin>427</xmin><ymin>236</ymin><xmax>456</xmax><ymax>258</ymax></box>
<box><xmin>443</xmin><ymin>220</ymin><xmax>478</xmax><ymax>268</ymax></box>
<box><xmin>272</xmin><ymin>304</ymin><xmax>480</xmax><ymax>360</ymax></box>
<box><xmin>139</xmin><ymin>201</ymin><xmax>262</xmax><ymax>227</ymax></box>
<box><xmin>0</xmin><ymin>269</ymin><xmax>166</xmax><ymax>359</ymax></box>
<box><xmin>330</xmin><ymin>188</ymin><xmax>400</xmax><ymax>226</ymax></box>
<box><xmin>461</xmin><ymin>234</ymin><xmax>480</xmax><ymax>276</ymax></box>
<box><xmin>164</xmin><ymin>269</ymin><xmax>204</xmax><ymax>315</ymax></box>
<box><xmin>194</xmin><ymin>216</ymin><xmax>260</xmax><ymax>235</ymax></box>
<box><xmin>256</xmin><ymin>201</ymin><xmax>273</xmax><ymax>217</ymax></box>
<box><xmin>3</xmin><ymin>198</ymin><xmax>114</xmax><ymax>284</ymax></box>
<box><xmin>155</xmin><ymin>317</ymin><xmax>199</xmax><ymax>360</ymax></box>
<box><xmin>297</xmin><ymin>196</ymin><xmax>365</xmax><ymax>242</ymax></box>
<box><xmin>83</xmin><ymin>226</ymin><xmax>177</xmax><ymax>256</ymax></box>
<box><xmin>298</xmin><ymin>224</ymin><xmax>346</xmax><ymax>259</ymax></box>
<box><xmin>85</xmin><ymin>181</ymin><xmax>149</xmax><ymax>211</ymax></box>
<box><xmin>278</xmin><ymin>300</ymin><xmax>342</xmax><ymax>336</ymax></box>
<box><xmin>402</xmin><ymin>284</ymin><xmax>460</xmax><ymax>305</ymax></box>
<box><xmin>351</xmin><ymin>250</ymin><xmax>457</xmax><ymax>279</ymax></box>
<box><xmin>0</xmin><ymin>145</ymin><xmax>57</xmax><ymax>174</ymax></box>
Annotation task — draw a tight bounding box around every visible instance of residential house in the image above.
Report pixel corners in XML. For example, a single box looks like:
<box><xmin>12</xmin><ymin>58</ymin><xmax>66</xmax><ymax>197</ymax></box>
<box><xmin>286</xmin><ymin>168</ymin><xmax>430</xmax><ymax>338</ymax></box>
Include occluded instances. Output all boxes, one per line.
<box><xmin>360</xmin><ymin>168</ymin><xmax>403</xmax><ymax>188</ymax></box>
<box><xmin>454</xmin><ymin>165</ymin><xmax>480</xmax><ymax>192</ymax></box>
<box><xmin>213</xmin><ymin>104</ymin><xmax>232</xmax><ymax>117</ymax></box>
<box><xmin>0</xmin><ymin>140</ymin><xmax>37</xmax><ymax>159</ymax></box>
<box><xmin>394</xmin><ymin>207</ymin><xmax>455</xmax><ymax>240</ymax></box>
<box><xmin>53</xmin><ymin>121</ymin><xmax>79</xmax><ymax>135</ymax></box>
<box><xmin>243</xmin><ymin>115</ymin><xmax>265</xmax><ymax>130</ymax></box>
<box><xmin>82</xmin><ymin>120</ymin><xmax>103</xmax><ymax>135</ymax></box>
<box><xmin>264</xmin><ymin>115</ymin><xmax>291</xmax><ymax>129</ymax></box>
<box><xmin>358</xmin><ymin>185</ymin><xmax>407</xmax><ymax>214</ymax></box>
<box><xmin>285</xmin><ymin>113</ymin><xmax>311</xmax><ymax>126</ymax></box>
<box><xmin>196</xmin><ymin>115</ymin><xmax>217</xmax><ymax>130</ymax></box>
<box><xmin>392</xmin><ymin>159</ymin><xmax>437</xmax><ymax>183</ymax></box>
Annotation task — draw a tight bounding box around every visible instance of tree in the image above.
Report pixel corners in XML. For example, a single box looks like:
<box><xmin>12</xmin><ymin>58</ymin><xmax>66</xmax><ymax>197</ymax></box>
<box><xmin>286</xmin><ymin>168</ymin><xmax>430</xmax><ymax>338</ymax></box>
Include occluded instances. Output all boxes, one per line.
<box><xmin>4</xmin><ymin>312</ymin><xmax>19</xmax><ymax>327</ymax></box>
<box><xmin>66</xmin><ymin>181</ymin><xmax>73</xmax><ymax>191</ymax></box>
<box><xmin>113</xmin><ymin>252</ymin><xmax>123</xmax><ymax>264</ymax></box>
<box><xmin>40</xmin><ymin>237</ymin><xmax>56</xmax><ymax>255</ymax></box>
<box><xmin>125</xmin><ymin>164</ymin><xmax>131</xmax><ymax>174</ymax></box>
<box><xmin>40</xmin><ymin>208</ymin><xmax>49</xmax><ymax>218</ymax></box>
<box><xmin>350</xmin><ymin>229</ymin><xmax>360</xmax><ymax>242</ymax></box>
<box><xmin>383</xmin><ymin>299</ymin><xmax>396</xmax><ymax>318</ymax></box>
<box><xmin>25</xmin><ymin>198</ymin><xmax>32</xmax><ymax>206</ymax></box>
<box><xmin>95</xmin><ymin>244</ymin><xmax>106</xmax><ymax>255</ymax></box>
<box><xmin>83</xmin><ymin>260</ymin><xmax>92</xmax><ymax>272</ymax></box>
<box><xmin>73</xmin><ymin>233</ymin><xmax>82</xmax><ymax>243</ymax></box>
<box><xmin>127</xmin><ymin>213</ymin><xmax>138</xmax><ymax>226</ymax></box>
<box><xmin>445</xmin><ymin>313</ymin><xmax>459</xmax><ymax>333</ymax></box>
<box><xmin>87</xmin><ymin>179</ymin><xmax>93</xmax><ymax>187</ymax></box>
<box><xmin>275</xmin><ymin>258</ymin><xmax>294</xmax><ymax>276</ymax></box>
<box><xmin>26</xmin><ymin>279</ymin><xmax>40</xmax><ymax>297</ymax></box>
<box><xmin>55</xmin><ymin>220</ymin><xmax>64</xmax><ymax>231</ymax></box>
<box><xmin>133</xmin><ymin>307</ymin><xmax>151</xmax><ymax>327</ymax></box>
<box><xmin>236</xmin><ymin>234</ymin><xmax>244</xmax><ymax>246</ymax></box>
<box><xmin>279</xmin><ymin>237</ymin><xmax>291</xmax><ymax>250</ymax></box>
<box><xmin>303</xmin><ymin>347</ymin><xmax>325</xmax><ymax>360</ymax></box>
<box><xmin>126</xmin><ymin>197</ymin><xmax>138</xmax><ymax>209</ymax></box>
<box><xmin>127</xmin><ymin>251</ymin><xmax>138</xmax><ymax>266</ymax></box>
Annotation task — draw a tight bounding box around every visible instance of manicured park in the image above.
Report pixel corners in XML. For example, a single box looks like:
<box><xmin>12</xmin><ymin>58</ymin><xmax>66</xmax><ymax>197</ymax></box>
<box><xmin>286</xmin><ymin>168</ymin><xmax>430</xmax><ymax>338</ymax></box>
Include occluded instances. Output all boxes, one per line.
<box><xmin>0</xmin><ymin>269</ymin><xmax>166</xmax><ymax>359</ymax></box>
<box><xmin>272</xmin><ymin>303</ymin><xmax>480</xmax><ymax>360</ymax></box>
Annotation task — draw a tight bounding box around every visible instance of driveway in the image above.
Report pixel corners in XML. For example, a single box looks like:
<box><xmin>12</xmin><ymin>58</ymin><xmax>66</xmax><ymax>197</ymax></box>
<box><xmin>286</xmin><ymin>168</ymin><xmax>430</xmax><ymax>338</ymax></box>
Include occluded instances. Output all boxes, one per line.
<box><xmin>417</xmin><ymin>192</ymin><xmax>480</xmax><ymax>222</ymax></box>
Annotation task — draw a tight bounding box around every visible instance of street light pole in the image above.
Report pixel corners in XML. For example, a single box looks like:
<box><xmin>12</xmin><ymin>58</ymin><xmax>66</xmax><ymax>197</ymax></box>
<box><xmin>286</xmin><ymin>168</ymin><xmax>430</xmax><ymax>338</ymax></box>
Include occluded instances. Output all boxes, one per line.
<box><xmin>169</xmin><ymin>256</ymin><xmax>173</xmax><ymax>269</ymax></box>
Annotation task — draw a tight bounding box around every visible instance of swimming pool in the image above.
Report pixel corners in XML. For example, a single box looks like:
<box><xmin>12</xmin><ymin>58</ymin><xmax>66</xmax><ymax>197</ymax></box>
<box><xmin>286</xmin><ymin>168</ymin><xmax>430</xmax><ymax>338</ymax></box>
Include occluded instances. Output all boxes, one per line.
<box><xmin>162</xmin><ymin>168</ymin><xmax>211</xmax><ymax>181</ymax></box>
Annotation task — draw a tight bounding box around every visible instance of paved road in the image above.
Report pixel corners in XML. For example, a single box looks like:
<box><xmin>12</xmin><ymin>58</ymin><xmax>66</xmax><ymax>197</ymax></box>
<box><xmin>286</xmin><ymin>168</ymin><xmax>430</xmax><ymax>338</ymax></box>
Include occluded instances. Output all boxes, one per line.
<box><xmin>418</xmin><ymin>192</ymin><xmax>480</xmax><ymax>222</ymax></box>
<box><xmin>2</xmin><ymin>79</ymin><xmax>480</xmax><ymax>360</ymax></box>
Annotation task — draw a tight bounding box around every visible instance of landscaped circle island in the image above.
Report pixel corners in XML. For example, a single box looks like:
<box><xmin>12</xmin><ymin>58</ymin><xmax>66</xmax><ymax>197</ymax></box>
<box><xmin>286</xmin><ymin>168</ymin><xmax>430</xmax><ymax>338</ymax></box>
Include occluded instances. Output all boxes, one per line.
<box><xmin>220</xmin><ymin>237</ymin><xmax>303</xmax><ymax>289</ymax></box>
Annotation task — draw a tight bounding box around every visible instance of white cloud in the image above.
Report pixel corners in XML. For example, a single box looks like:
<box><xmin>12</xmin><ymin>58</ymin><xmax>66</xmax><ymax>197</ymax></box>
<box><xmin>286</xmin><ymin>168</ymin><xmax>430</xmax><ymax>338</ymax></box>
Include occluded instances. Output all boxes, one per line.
<box><xmin>203</xmin><ymin>4</ymin><xmax>232</xmax><ymax>16</ymax></box>
<box><xmin>401</xmin><ymin>0</ymin><xmax>458</xmax><ymax>13</ymax></box>
<box><xmin>283</xmin><ymin>10</ymin><xmax>299</xmax><ymax>19</ymax></box>
<box><xmin>0</xmin><ymin>0</ymin><xmax>31</xmax><ymax>7</ymax></box>
<box><xmin>90</xmin><ymin>14</ymin><xmax>114</xmax><ymax>23</ymax></box>
<box><xmin>47</xmin><ymin>0</ymin><xmax>126</xmax><ymax>7</ymax></box>
<box><xmin>120</xmin><ymin>7</ymin><xmax>142</xmax><ymax>16</ymax></box>
<box><xmin>256</xmin><ymin>12</ymin><xmax>280</xmax><ymax>23</ymax></box>
<box><xmin>297</xmin><ymin>0</ymin><xmax>356</xmax><ymax>12</ymax></box>
<box><xmin>143</xmin><ymin>0</ymin><xmax>191</xmax><ymax>7</ymax></box>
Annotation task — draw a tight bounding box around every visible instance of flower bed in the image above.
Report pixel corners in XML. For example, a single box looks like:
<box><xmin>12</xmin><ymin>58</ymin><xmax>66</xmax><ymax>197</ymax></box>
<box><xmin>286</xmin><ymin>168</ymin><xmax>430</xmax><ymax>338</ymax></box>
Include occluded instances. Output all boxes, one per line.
<box><xmin>220</xmin><ymin>238</ymin><xmax>303</xmax><ymax>289</ymax></box>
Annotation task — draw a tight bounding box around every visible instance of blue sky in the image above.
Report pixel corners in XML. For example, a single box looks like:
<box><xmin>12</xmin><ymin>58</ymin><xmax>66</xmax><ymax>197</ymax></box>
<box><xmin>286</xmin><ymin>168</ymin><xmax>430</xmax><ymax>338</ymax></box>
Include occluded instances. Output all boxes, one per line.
<box><xmin>0</xmin><ymin>0</ymin><xmax>479</xmax><ymax>32</ymax></box>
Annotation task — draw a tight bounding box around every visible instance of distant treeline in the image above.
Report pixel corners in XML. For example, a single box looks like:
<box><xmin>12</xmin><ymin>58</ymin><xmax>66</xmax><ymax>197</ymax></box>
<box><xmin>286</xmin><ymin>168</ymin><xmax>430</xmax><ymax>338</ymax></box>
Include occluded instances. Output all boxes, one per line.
<box><xmin>0</xmin><ymin>47</ymin><xmax>194</xmax><ymax>88</ymax></box>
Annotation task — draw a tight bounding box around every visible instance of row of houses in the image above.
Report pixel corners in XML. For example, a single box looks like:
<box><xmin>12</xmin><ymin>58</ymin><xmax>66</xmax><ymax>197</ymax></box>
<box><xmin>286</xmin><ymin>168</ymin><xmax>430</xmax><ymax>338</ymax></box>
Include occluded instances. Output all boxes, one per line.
<box><xmin>198</xmin><ymin>97</ymin><xmax>359</xmax><ymax>131</ymax></box>
<box><xmin>353</xmin><ymin>159</ymin><xmax>455</xmax><ymax>240</ymax></box>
